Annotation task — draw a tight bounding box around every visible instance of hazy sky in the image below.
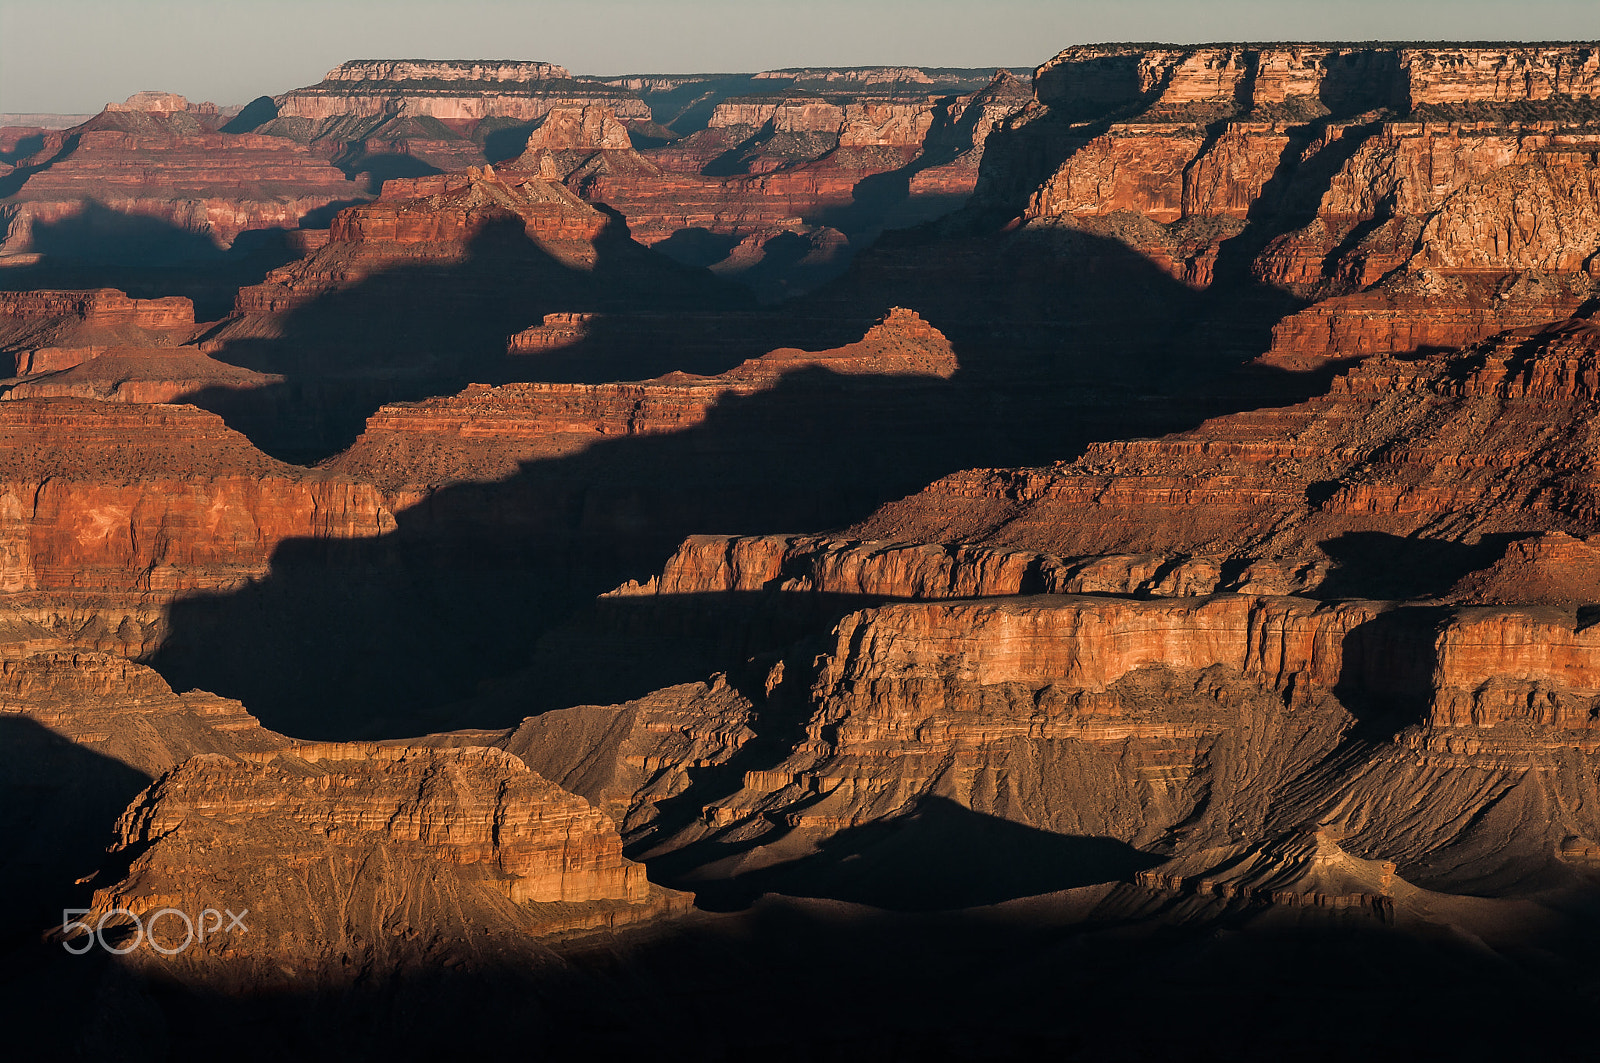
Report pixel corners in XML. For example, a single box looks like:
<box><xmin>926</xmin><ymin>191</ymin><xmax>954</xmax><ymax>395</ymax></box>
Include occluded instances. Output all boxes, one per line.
<box><xmin>3</xmin><ymin>0</ymin><xmax>1597</xmax><ymax>113</ymax></box>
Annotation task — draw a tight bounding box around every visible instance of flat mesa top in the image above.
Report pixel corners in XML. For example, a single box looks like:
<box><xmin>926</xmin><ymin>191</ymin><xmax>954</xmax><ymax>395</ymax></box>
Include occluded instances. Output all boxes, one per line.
<box><xmin>321</xmin><ymin>59</ymin><xmax>573</xmax><ymax>82</ymax></box>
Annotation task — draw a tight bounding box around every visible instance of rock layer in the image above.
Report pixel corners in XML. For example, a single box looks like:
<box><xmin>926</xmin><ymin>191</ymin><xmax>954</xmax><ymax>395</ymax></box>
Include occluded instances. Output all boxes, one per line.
<box><xmin>1</xmin><ymin>97</ymin><xmax>363</xmax><ymax>252</ymax></box>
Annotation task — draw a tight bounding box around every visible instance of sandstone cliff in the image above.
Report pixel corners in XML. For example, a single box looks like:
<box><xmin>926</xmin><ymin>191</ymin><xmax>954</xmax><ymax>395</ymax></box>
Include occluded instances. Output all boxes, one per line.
<box><xmin>0</xmin><ymin>289</ymin><xmax>198</xmax><ymax>375</ymax></box>
<box><xmin>851</xmin><ymin>316</ymin><xmax>1600</xmax><ymax>598</ymax></box>
<box><xmin>76</xmin><ymin>742</ymin><xmax>683</xmax><ymax>990</ymax></box>
<box><xmin>1</xmin><ymin>94</ymin><xmax>364</xmax><ymax>253</ymax></box>
<box><xmin>1002</xmin><ymin>44</ymin><xmax>1600</xmax><ymax>365</ymax></box>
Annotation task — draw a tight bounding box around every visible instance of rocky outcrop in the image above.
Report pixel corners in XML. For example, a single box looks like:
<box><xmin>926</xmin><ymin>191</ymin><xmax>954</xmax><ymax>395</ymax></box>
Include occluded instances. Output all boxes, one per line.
<box><xmin>0</xmin><ymin>641</ymin><xmax>286</xmax><ymax>953</ymax></box>
<box><xmin>1008</xmin><ymin>44</ymin><xmax>1600</xmax><ymax>366</ymax></box>
<box><xmin>2</xmin><ymin>345</ymin><xmax>283</xmax><ymax>402</ymax></box>
<box><xmin>496</xmin><ymin>677</ymin><xmax>756</xmax><ymax>833</ymax></box>
<box><xmin>223</xmin><ymin>167</ymin><xmax>608</xmax><ymax>316</ymax></box>
<box><xmin>1</xmin><ymin>97</ymin><xmax>364</xmax><ymax>252</ymax></box>
<box><xmin>640</xmin><ymin>592</ymin><xmax>1372</xmax><ymax>850</ymax></box>
<box><xmin>76</xmin><ymin>742</ymin><xmax>684</xmax><ymax>982</ymax></box>
<box><xmin>0</xmin><ymin>289</ymin><xmax>197</xmax><ymax>375</ymax></box>
<box><xmin>335</xmin><ymin>166</ymin><xmax>606</xmax><ymax>247</ymax></box>
<box><xmin>332</xmin><ymin>307</ymin><xmax>958</xmax><ymax>489</ymax></box>
<box><xmin>1447</xmin><ymin>531</ymin><xmax>1600</xmax><ymax>605</ymax></box>
<box><xmin>521</xmin><ymin>105</ymin><xmax>633</xmax><ymax>151</ymax></box>
<box><xmin>0</xmin><ymin>398</ymin><xmax>390</xmax><ymax>649</ymax></box>
<box><xmin>595</xmin><ymin>575</ymin><xmax>1600</xmax><ymax>894</ymax></box>
<box><xmin>110</xmin><ymin>743</ymin><xmax>650</xmax><ymax>905</ymax></box>
<box><xmin>1401</xmin><ymin>46</ymin><xmax>1600</xmax><ymax>106</ymax></box>
<box><xmin>0</xmin><ymin>647</ymin><xmax>282</xmax><ymax>773</ymax></box>
<box><xmin>1138</xmin><ymin>828</ymin><xmax>1400</xmax><ymax>913</ymax></box>
<box><xmin>325</xmin><ymin>60</ymin><xmax>573</xmax><ymax>83</ymax></box>
<box><xmin>493</xmin><ymin>75</ymin><xmax>1027</xmax><ymax>294</ymax></box>
<box><xmin>852</xmin><ymin>317</ymin><xmax>1600</xmax><ymax>594</ymax></box>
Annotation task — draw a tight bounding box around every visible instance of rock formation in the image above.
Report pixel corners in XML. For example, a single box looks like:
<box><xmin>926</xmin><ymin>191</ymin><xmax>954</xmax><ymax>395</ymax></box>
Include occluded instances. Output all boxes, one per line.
<box><xmin>329</xmin><ymin>306</ymin><xmax>957</xmax><ymax>490</ymax></box>
<box><xmin>0</xmin><ymin>93</ymin><xmax>365</xmax><ymax>254</ymax></box>
<box><xmin>848</xmin><ymin>316</ymin><xmax>1600</xmax><ymax>598</ymax></box>
<box><xmin>275</xmin><ymin>60</ymin><xmax>648</xmax><ymax>122</ymax></box>
<box><xmin>487</xmin><ymin>70</ymin><xmax>1033</xmax><ymax>296</ymax></box>
<box><xmin>0</xmin><ymin>289</ymin><xmax>198</xmax><ymax>375</ymax></box>
<box><xmin>1004</xmin><ymin>44</ymin><xmax>1600</xmax><ymax>364</ymax></box>
<box><xmin>240</xmin><ymin>60</ymin><xmax>652</xmax><ymax>178</ymax></box>
<box><xmin>0</xmin><ymin>398</ymin><xmax>389</xmax><ymax>655</ymax></box>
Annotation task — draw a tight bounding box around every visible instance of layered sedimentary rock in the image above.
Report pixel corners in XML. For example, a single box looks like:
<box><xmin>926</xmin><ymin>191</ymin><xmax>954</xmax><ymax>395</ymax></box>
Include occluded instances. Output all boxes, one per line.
<box><xmin>496</xmin><ymin>72</ymin><xmax>1029</xmax><ymax>294</ymax></box>
<box><xmin>0</xmin><ymin>643</ymin><xmax>284</xmax><ymax>950</ymax></box>
<box><xmin>851</xmin><ymin>316</ymin><xmax>1600</xmax><ymax>597</ymax></box>
<box><xmin>0</xmin><ymin>289</ymin><xmax>197</xmax><ymax>375</ymax></box>
<box><xmin>1447</xmin><ymin>531</ymin><xmax>1600</xmax><ymax>605</ymax></box>
<box><xmin>1401</xmin><ymin>46</ymin><xmax>1600</xmax><ymax>106</ymax></box>
<box><xmin>486</xmin><ymin>677</ymin><xmax>756</xmax><ymax>834</ymax></box>
<box><xmin>0</xmin><ymin>93</ymin><xmax>364</xmax><ymax>253</ymax></box>
<box><xmin>200</xmin><ymin>163</ymin><xmax>744</xmax><ymax>461</ymax></box>
<box><xmin>0</xmin><ymin>647</ymin><xmax>281</xmax><ymax>775</ymax></box>
<box><xmin>2</xmin><ymin>345</ymin><xmax>283</xmax><ymax>403</ymax></box>
<box><xmin>606</xmin><ymin>67</ymin><xmax>1018</xmax><ymax>136</ymax></box>
<box><xmin>596</xmin><ymin>580</ymin><xmax>1600</xmax><ymax>901</ymax></box>
<box><xmin>332</xmin><ymin>307</ymin><xmax>956</xmax><ymax>489</ymax></box>
<box><xmin>1007</xmin><ymin>44</ymin><xmax>1600</xmax><ymax>362</ymax></box>
<box><xmin>0</xmin><ymin>398</ymin><xmax>389</xmax><ymax>647</ymax></box>
<box><xmin>240</xmin><ymin>165</ymin><xmax>607</xmax><ymax>308</ymax></box>
<box><xmin>6</xmin><ymin>43</ymin><xmax>1600</xmax><ymax>1057</ymax></box>
<box><xmin>275</xmin><ymin>60</ymin><xmax>648</xmax><ymax>122</ymax></box>
<box><xmin>246</xmin><ymin>60</ymin><xmax>650</xmax><ymax>177</ymax></box>
<box><xmin>75</xmin><ymin>742</ymin><xmax>680</xmax><ymax>986</ymax></box>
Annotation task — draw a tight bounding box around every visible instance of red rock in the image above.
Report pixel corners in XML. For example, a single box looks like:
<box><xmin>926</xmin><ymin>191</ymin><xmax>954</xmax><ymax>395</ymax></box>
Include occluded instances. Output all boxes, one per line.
<box><xmin>1</xmin><ymin>96</ymin><xmax>365</xmax><ymax>252</ymax></box>
<box><xmin>838</xmin><ymin>316</ymin><xmax>1600</xmax><ymax>605</ymax></box>
<box><xmin>331</xmin><ymin>307</ymin><xmax>958</xmax><ymax>490</ymax></box>
<box><xmin>3</xmin><ymin>345</ymin><xmax>282</xmax><ymax>402</ymax></box>
<box><xmin>0</xmin><ymin>289</ymin><xmax>197</xmax><ymax>375</ymax></box>
<box><xmin>78</xmin><ymin>742</ymin><xmax>685</xmax><ymax>977</ymax></box>
<box><xmin>1401</xmin><ymin>46</ymin><xmax>1600</xmax><ymax>105</ymax></box>
<box><xmin>1014</xmin><ymin>45</ymin><xmax>1600</xmax><ymax>366</ymax></box>
<box><xmin>223</xmin><ymin>167</ymin><xmax>608</xmax><ymax>316</ymax></box>
<box><xmin>0</xmin><ymin>398</ymin><xmax>390</xmax><ymax>645</ymax></box>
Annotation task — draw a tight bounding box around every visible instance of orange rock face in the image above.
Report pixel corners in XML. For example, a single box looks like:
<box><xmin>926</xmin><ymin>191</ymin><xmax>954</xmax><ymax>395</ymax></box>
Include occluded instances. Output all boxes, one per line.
<box><xmin>76</xmin><ymin>743</ymin><xmax>683</xmax><ymax>986</ymax></box>
<box><xmin>852</xmin><ymin>318</ymin><xmax>1600</xmax><ymax>596</ymax></box>
<box><xmin>1</xmin><ymin>97</ymin><xmax>364</xmax><ymax>252</ymax></box>
<box><xmin>0</xmin><ymin>289</ymin><xmax>197</xmax><ymax>374</ymax></box>
<box><xmin>1013</xmin><ymin>45</ymin><xmax>1600</xmax><ymax>366</ymax></box>
<box><xmin>111</xmin><ymin>743</ymin><xmax>649</xmax><ymax>905</ymax></box>
<box><xmin>0</xmin><ymin>399</ymin><xmax>389</xmax><ymax>650</ymax></box>
<box><xmin>331</xmin><ymin>307</ymin><xmax>957</xmax><ymax>489</ymax></box>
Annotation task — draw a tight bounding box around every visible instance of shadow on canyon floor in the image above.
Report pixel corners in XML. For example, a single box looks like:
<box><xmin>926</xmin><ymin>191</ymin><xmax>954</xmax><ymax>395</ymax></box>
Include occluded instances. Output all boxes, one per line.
<box><xmin>5</xmin><ymin>884</ymin><xmax>1593</xmax><ymax>1062</ymax></box>
<box><xmin>0</xmin><ymin>718</ymin><xmax>150</xmax><ymax>956</ymax></box>
<box><xmin>147</xmin><ymin>213</ymin><xmax>1371</xmax><ymax>739</ymax></box>
<box><xmin>0</xmin><ymin>203</ymin><xmax>312</xmax><ymax>320</ymax></box>
<box><xmin>1313</xmin><ymin>531</ymin><xmax>1520</xmax><ymax>602</ymax></box>
<box><xmin>178</xmin><ymin>211</ymin><xmax>765</xmax><ymax>461</ymax></box>
<box><xmin>683</xmin><ymin>798</ymin><xmax>1164</xmax><ymax>913</ymax></box>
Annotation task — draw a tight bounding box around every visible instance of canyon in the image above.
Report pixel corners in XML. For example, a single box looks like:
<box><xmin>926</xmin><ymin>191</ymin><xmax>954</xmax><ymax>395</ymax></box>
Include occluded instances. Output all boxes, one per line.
<box><xmin>4</xmin><ymin>40</ymin><xmax>1600</xmax><ymax>1062</ymax></box>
